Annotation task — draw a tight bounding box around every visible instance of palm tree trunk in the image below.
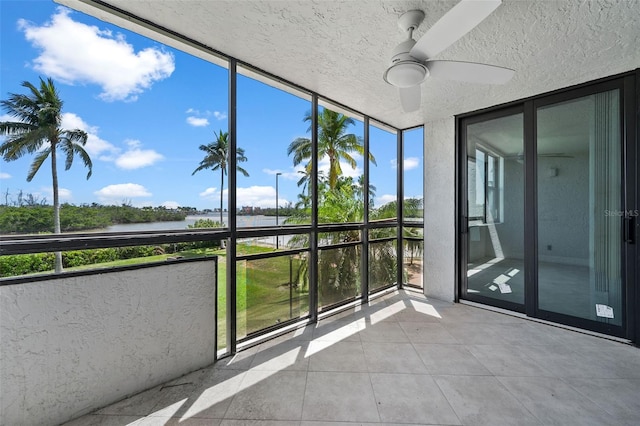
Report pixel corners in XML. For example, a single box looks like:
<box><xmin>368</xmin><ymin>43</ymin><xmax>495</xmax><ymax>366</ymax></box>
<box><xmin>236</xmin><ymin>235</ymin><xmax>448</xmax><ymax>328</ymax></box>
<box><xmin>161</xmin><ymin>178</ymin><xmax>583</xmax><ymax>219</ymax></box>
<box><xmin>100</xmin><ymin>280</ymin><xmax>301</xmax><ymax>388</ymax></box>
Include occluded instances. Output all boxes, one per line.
<box><xmin>220</xmin><ymin>170</ymin><xmax>224</xmax><ymax>225</ymax></box>
<box><xmin>51</xmin><ymin>146</ymin><xmax>63</xmax><ymax>273</ymax></box>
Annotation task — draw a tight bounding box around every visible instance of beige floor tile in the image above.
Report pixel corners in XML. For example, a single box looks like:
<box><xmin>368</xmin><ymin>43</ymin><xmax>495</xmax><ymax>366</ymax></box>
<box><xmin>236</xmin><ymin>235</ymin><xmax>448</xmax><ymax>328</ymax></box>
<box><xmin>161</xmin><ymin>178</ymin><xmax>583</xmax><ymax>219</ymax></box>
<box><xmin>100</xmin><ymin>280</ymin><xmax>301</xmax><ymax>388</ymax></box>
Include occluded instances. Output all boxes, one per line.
<box><xmin>564</xmin><ymin>378</ymin><xmax>640</xmax><ymax>425</ymax></box>
<box><xmin>415</xmin><ymin>343</ymin><xmax>492</xmax><ymax>375</ymax></box>
<box><xmin>399</xmin><ymin>322</ymin><xmax>460</xmax><ymax>344</ymax></box>
<box><xmin>362</xmin><ymin>341</ymin><xmax>427</xmax><ymax>373</ymax></box>
<box><xmin>434</xmin><ymin>375</ymin><xmax>541</xmax><ymax>425</ymax></box>
<box><xmin>498</xmin><ymin>376</ymin><xmax>614</xmax><ymax>425</ymax></box>
<box><xmin>468</xmin><ymin>344</ymin><xmax>553</xmax><ymax>377</ymax></box>
<box><xmin>370</xmin><ymin>372</ymin><xmax>461</xmax><ymax>424</ymax></box>
<box><xmin>307</xmin><ymin>340</ymin><xmax>367</xmax><ymax>372</ymax></box>
<box><xmin>301</xmin><ymin>372</ymin><xmax>379</xmax><ymax>423</ymax></box>
<box><xmin>224</xmin><ymin>370</ymin><xmax>306</xmax><ymax>420</ymax></box>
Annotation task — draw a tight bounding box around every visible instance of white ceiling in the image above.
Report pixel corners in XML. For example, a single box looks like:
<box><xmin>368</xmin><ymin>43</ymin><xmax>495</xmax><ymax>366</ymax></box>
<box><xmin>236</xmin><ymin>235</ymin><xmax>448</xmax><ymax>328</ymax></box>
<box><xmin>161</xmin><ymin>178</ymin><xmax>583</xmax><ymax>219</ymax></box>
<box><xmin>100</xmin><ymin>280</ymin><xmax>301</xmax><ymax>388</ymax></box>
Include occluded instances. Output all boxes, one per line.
<box><xmin>58</xmin><ymin>0</ymin><xmax>640</xmax><ymax>129</ymax></box>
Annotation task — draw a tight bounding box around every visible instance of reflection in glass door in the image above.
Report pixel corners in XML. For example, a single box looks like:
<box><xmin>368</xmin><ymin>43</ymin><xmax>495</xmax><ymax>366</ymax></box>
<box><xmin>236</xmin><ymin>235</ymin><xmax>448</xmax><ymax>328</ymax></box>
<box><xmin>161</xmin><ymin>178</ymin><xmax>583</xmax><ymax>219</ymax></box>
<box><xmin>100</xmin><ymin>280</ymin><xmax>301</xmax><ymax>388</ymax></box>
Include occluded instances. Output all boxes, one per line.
<box><xmin>465</xmin><ymin>113</ymin><xmax>524</xmax><ymax>307</ymax></box>
<box><xmin>537</xmin><ymin>90</ymin><xmax>623</xmax><ymax>326</ymax></box>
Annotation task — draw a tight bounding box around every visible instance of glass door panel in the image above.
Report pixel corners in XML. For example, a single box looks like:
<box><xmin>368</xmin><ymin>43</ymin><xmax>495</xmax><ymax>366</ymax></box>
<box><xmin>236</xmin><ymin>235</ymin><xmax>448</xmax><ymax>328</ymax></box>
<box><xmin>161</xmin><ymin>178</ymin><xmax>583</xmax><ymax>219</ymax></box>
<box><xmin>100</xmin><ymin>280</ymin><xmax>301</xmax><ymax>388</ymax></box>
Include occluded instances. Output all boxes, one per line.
<box><xmin>537</xmin><ymin>90</ymin><xmax>622</xmax><ymax>326</ymax></box>
<box><xmin>466</xmin><ymin>113</ymin><xmax>525</xmax><ymax>305</ymax></box>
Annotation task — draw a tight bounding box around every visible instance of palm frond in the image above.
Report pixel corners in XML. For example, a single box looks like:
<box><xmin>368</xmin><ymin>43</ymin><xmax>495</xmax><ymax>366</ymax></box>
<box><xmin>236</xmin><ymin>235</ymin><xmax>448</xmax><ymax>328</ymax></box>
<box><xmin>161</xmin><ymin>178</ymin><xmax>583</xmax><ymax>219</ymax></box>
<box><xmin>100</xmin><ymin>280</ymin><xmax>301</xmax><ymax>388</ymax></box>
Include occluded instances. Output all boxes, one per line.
<box><xmin>27</xmin><ymin>148</ymin><xmax>51</xmax><ymax>182</ymax></box>
<box><xmin>75</xmin><ymin>144</ymin><xmax>93</xmax><ymax>179</ymax></box>
<box><xmin>0</xmin><ymin>131</ymin><xmax>45</xmax><ymax>161</ymax></box>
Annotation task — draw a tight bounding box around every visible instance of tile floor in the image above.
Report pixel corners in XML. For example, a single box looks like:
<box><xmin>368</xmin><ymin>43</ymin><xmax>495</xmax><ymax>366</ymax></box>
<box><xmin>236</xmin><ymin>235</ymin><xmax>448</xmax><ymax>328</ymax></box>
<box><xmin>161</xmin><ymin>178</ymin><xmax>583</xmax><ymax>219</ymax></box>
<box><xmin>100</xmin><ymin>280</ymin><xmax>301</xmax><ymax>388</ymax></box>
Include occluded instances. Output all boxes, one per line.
<box><xmin>64</xmin><ymin>290</ymin><xmax>640</xmax><ymax>426</ymax></box>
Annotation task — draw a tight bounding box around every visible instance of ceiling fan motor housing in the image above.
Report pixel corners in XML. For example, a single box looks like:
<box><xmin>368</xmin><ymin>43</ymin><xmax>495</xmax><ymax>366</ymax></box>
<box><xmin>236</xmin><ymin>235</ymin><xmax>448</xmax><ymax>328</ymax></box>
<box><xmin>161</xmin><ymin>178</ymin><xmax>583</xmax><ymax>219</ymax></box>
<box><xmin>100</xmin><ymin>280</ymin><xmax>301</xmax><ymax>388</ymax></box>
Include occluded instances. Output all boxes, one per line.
<box><xmin>384</xmin><ymin>39</ymin><xmax>428</xmax><ymax>88</ymax></box>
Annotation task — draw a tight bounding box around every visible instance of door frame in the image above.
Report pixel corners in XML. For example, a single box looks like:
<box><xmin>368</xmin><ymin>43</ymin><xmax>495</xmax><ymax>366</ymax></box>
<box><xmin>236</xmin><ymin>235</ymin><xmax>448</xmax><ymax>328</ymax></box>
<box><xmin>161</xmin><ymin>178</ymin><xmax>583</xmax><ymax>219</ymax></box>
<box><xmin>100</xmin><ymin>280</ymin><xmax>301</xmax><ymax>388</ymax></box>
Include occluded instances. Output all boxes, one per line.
<box><xmin>457</xmin><ymin>105</ymin><xmax>525</xmax><ymax>314</ymax></box>
<box><xmin>456</xmin><ymin>71</ymin><xmax>638</xmax><ymax>342</ymax></box>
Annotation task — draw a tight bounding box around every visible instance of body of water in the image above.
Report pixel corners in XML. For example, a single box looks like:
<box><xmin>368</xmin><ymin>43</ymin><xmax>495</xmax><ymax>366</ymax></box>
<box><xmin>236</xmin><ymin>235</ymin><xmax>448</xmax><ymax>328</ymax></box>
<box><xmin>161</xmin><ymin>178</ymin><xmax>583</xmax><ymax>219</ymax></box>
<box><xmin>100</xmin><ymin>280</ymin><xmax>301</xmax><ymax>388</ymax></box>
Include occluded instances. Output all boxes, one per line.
<box><xmin>105</xmin><ymin>214</ymin><xmax>287</xmax><ymax>232</ymax></box>
<box><xmin>106</xmin><ymin>215</ymin><xmax>293</xmax><ymax>248</ymax></box>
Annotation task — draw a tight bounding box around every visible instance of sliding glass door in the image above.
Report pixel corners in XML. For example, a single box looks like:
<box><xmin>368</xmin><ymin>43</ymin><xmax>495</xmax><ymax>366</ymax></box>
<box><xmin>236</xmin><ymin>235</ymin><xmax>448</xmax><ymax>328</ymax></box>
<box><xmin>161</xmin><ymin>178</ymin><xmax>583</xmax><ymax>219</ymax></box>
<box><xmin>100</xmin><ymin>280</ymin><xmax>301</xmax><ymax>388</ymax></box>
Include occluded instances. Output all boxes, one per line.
<box><xmin>459</xmin><ymin>76</ymin><xmax>635</xmax><ymax>338</ymax></box>
<box><xmin>463</xmin><ymin>110</ymin><xmax>525</xmax><ymax>310</ymax></box>
<box><xmin>536</xmin><ymin>89</ymin><xmax>623</xmax><ymax>329</ymax></box>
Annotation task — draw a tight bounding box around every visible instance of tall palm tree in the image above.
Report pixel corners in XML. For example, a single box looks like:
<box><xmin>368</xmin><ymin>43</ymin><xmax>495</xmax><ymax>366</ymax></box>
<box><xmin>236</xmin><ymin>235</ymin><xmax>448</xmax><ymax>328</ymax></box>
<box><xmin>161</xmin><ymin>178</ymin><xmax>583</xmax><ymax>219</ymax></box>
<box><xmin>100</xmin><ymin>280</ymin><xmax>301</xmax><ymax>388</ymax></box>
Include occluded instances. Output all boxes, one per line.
<box><xmin>355</xmin><ymin>174</ymin><xmax>376</xmax><ymax>206</ymax></box>
<box><xmin>287</xmin><ymin>109</ymin><xmax>376</xmax><ymax>190</ymax></box>
<box><xmin>0</xmin><ymin>77</ymin><xmax>91</xmax><ymax>273</ymax></box>
<box><xmin>192</xmin><ymin>130</ymin><xmax>249</xmax><ymax>225</ymax></box>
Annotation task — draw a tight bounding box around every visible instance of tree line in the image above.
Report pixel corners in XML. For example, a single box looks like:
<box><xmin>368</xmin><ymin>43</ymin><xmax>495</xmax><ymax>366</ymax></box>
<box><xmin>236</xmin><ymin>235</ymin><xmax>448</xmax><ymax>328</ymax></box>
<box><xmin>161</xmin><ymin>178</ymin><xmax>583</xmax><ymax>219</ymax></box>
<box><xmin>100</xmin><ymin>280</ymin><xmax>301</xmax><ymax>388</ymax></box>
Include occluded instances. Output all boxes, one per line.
<box><xmin>0</xmin><ymin>204</ymin><xmax>187</xmax><ymax>234</ymax></box>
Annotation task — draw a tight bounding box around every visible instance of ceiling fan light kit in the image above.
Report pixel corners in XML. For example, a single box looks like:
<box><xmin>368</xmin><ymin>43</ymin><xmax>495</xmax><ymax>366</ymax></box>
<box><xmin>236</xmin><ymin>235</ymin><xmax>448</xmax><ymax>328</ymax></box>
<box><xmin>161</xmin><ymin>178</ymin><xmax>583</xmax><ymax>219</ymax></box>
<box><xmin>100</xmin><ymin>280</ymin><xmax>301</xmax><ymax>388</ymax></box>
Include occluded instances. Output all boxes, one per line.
<box><xmin>383</xmin><ymin>61</ymin><xmax>428</xmax><ymax>88</ymax></box>
<box><xmin>383</xmin><ymin>0</ymin><xmax>514</xmax><ymax>112</ymax></box>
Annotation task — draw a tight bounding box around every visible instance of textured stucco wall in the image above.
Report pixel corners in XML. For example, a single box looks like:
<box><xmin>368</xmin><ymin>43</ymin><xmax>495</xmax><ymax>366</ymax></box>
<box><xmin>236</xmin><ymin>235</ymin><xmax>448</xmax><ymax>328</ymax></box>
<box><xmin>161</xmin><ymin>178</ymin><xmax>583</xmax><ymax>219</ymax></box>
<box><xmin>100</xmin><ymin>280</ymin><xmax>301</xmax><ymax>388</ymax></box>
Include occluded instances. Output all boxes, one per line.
<box><xmin>0</xmin><ymin>259</ymin><xmax>216</xmax><ymax>426</ymax></box>
<box><xmin>424</xmin><ymin>117</ymin><xmax>456</xmax><ymax>302</ymax></box>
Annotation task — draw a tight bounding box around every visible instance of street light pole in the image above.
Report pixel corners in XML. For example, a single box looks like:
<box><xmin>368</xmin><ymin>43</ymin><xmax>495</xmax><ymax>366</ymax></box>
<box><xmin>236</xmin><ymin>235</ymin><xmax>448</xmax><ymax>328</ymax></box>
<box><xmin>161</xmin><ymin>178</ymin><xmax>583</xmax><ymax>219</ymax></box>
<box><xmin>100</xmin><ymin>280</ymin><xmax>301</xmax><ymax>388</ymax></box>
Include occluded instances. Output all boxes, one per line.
<box><xmin>275</xmin><ymin>172</ymin><xmax>282</xmax><ymax>249</ymax></box>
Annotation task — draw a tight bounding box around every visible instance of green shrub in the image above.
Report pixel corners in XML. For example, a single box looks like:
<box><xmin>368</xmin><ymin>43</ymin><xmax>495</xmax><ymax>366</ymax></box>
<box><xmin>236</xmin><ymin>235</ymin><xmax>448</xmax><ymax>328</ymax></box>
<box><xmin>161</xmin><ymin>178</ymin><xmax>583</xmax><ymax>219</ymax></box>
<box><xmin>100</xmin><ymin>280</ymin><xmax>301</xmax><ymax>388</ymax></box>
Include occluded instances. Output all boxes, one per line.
<box><xmin>0</xmin><ymin>253</ymin><xmax>55</xmax><ymax>277</ymax></box>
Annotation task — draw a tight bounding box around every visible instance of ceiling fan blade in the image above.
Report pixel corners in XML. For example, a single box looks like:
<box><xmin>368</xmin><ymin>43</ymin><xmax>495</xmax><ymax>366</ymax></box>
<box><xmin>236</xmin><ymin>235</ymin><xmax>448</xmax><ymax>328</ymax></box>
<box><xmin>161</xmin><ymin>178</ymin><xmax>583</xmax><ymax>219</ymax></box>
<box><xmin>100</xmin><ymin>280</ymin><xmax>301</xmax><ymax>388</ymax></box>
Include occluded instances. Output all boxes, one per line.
<box><xmin>426</xmin><ymin>60</ymin><xmax>514</xmax><ymax>84</ymax></box>
<box><xmin>410</xmin><ymin>0</ymin><xmax>502</xmax><ymax>61</ymax></box>
<box><xmin>399</xmin><ymin>86</ymin><xmax>421</xmax><ymax>112</ymax></box>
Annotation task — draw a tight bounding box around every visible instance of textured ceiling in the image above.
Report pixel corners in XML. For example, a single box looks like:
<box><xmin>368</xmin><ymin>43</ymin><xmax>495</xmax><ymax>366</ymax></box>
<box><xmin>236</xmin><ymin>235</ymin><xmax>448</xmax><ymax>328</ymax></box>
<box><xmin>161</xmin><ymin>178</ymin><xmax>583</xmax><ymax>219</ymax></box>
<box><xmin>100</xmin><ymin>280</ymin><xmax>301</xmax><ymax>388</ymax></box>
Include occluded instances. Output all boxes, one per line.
<box><xmin>58</xmin><ymin>0</ymin><xmax>640</xmax><ymax>129</ymax></box>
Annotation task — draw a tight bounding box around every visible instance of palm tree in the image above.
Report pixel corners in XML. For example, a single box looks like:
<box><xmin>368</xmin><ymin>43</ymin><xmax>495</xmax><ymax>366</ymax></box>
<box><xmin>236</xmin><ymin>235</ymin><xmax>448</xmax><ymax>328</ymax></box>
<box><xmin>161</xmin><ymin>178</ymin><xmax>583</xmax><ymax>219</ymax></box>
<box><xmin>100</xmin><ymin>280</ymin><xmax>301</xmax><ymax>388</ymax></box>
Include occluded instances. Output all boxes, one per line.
<box><xmin>0</xmin><ymin>77</ymin><xmax>92</xmax><ymax>273</ymax></box>
<box><xmin>287</xmin><ymin>108</ymin><xmax>376</xmax><ymax>190</ymax></box>
<box><xmin>192</xmin><ymin>130</ymin><xmax>249</xmax><ymax>225</ymax></box>
<box><xmin>354</xmin><ymin>174</ymin><xmax>376</xmax><ymax>206</ymax></box>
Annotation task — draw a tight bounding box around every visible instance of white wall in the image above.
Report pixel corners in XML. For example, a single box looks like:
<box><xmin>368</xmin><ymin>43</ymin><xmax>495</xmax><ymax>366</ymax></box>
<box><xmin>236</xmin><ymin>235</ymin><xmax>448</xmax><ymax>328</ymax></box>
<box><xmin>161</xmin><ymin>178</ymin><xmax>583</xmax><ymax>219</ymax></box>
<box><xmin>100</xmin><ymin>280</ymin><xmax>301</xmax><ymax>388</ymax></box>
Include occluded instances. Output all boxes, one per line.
<box><xmin>423</xmin><ymin>117</ymin><xmax>456</xmax><ymax>302</ymax></box>
<box><xmin>538</xmin><ymin>154</ymin><xmax>590</xmax><ymax>265</ymax></box>
<box><xmin>0</xmin><ymin>259</ymin><xmax>217</xmax><ymax>426</ymax></box>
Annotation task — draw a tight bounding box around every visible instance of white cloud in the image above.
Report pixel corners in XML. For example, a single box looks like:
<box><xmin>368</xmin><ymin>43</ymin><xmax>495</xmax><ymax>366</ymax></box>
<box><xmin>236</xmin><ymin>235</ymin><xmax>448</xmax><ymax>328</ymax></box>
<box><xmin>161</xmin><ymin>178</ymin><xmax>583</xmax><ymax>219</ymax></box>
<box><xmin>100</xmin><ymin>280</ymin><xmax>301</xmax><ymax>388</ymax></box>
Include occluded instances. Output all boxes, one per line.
<box><xmin>200</xmin><ymin>185</ymin><xmax>289</xmax><ymax>208</ymax></box>
<box><xmin>114</xmin><ymin>140</ymin><xmax>163</xmax><ymax>169</ymax></box>
<box><xmin>404</xmin><ymin>194</ymin><xmax>423</xmax><ymax>200</ymax></box>
<box><xmin>319</xmin><ymin>156</ymin><xmax>362</xmax><ymax>178</ymax></box>
<box><xmin>199</xmin><ymin>187</ymin><xmax>218</xmax><ymax>199</ymax></box>
<box><xmin>3</xmin><ymin>112</ymin><xmax>119</xmax><ymax>161</ymax></box>
<box><xmin>223</xmin><ymin>186</ymin><xmax>288</xmax><ymax>208</ymax></box>
<box><xmin>19</xmin><ymin>8</ymin><xmax>174</xmax><ymax>102</ymax></box>
<box><xmin>376</xmin><ymin>194</ymin><xmax>397</xmax><ymax>207</ymax></box>
<box><xmin>0</xmin><ymin>172</ymin><xmax>11</xmax><ymax>179</ymax></box>
<box><xmin>185</xmin><ymin>108</ymin><xmax>225</xmax><ymax>126</ymax></box>
<box><xmin>391</xmin><ymin>157</ymin><xmax>420</xmax><ymax>170</ymax></box>
<box><xmin>404</xmin><ymin>157</ymin><xmax>420</xmax><ymax>170</ymax></box>
<box><xmin>262</xmin><ymin>167</ymin><xmax>303</xmax><ymax>181</ymax></box>
<box><xmin>58</xmin><ymin>187</ymin><xmax>72</xmax><ymax>201</ymax></box>
<box><xmin>124</xmin><ymin>139</ymin><xmax>141</xmax><ymax>149</ymax></box>
<box><xmin>40</xmin><ymin>186</ymin><xmax>72</xmax><ymax>203</ymax></box>
<box><xmin>186</xmin><ymin>116</ymin><xmax>209</xmax><ymax>127</ymax></box>
<box><xmin>94</xmin><ymin>183</ymin><xmax>151</xmax><ymax>203</ymax></box>
<box><xmin>161</xmin><ymin>201</ymin><xmax>180</xmax><ymax>209</ymax></box>
<box><xmin>61</xmin><ymin>112</ymin><xmax>119</xmax><ymax>158</ymax></box>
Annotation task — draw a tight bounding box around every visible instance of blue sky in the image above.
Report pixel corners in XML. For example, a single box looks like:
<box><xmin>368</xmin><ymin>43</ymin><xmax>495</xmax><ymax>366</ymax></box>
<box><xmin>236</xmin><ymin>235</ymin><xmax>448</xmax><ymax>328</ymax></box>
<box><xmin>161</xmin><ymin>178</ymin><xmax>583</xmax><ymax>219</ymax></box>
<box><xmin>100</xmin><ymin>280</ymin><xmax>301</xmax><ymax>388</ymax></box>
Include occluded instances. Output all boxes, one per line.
<box><xmin>0</xmin><ymin>1</ymin><xmax>423</xmax><ymax>211</ymax></box>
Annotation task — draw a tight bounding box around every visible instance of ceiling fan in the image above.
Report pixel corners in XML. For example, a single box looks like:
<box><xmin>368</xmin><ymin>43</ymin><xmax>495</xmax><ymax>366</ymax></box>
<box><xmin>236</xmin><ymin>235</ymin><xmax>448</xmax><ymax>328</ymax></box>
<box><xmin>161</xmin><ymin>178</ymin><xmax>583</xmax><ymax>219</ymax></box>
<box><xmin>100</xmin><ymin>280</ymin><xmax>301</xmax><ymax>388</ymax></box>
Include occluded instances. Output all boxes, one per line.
<box><xmin>383</xmin><ymin>0</ymin><xmax>515</xmax><ymax>112</ymax></box>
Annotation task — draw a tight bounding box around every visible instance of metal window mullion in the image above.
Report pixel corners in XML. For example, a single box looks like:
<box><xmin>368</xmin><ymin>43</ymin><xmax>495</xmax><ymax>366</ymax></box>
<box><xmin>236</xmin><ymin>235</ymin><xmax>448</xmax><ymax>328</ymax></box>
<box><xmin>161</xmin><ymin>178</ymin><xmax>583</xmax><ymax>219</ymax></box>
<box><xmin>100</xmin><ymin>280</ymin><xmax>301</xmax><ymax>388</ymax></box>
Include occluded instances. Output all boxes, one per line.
<box><xmin>397</xmin><ymin>129</ymin><xmax>404</xmax><ymax>289</ymax></box>
<box><xmin>484</xmin><ymin>156</ymin><xmax>489</xmax><ymax>223</ymax></box>
<box><xmin>362</xmin><ymin>117</ymin><xmax>370</xmax><ymax>301</ymax></box>
<box><xmin>309</xmin><ymin>94</ymin><xmax>319</xmax><ymax>321</ymax></box>
<box><xmin>228</xmin><ymin>59</ymin><xmax>238</xmax><ymax>354</ymax></box>
<box><xmin>524</xmin><ymin>100</ymin><xmax>537</xmax><ymax>318</ymax></box>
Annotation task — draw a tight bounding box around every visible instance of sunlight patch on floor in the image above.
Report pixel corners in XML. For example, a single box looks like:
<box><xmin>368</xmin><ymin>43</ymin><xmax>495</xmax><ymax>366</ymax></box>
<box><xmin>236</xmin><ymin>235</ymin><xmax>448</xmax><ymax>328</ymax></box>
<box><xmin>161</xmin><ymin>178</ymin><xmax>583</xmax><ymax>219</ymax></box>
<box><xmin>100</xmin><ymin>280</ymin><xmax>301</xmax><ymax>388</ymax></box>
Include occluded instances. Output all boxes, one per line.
<box><xmin>410</xmin><ymin>299</ymin><xmax>443</xmax><ymax>319</ymax></box>
<box><xmin>368</xmin><ymin>300</ymin><xmax>405</xmax><ymax>324</ymax></box>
